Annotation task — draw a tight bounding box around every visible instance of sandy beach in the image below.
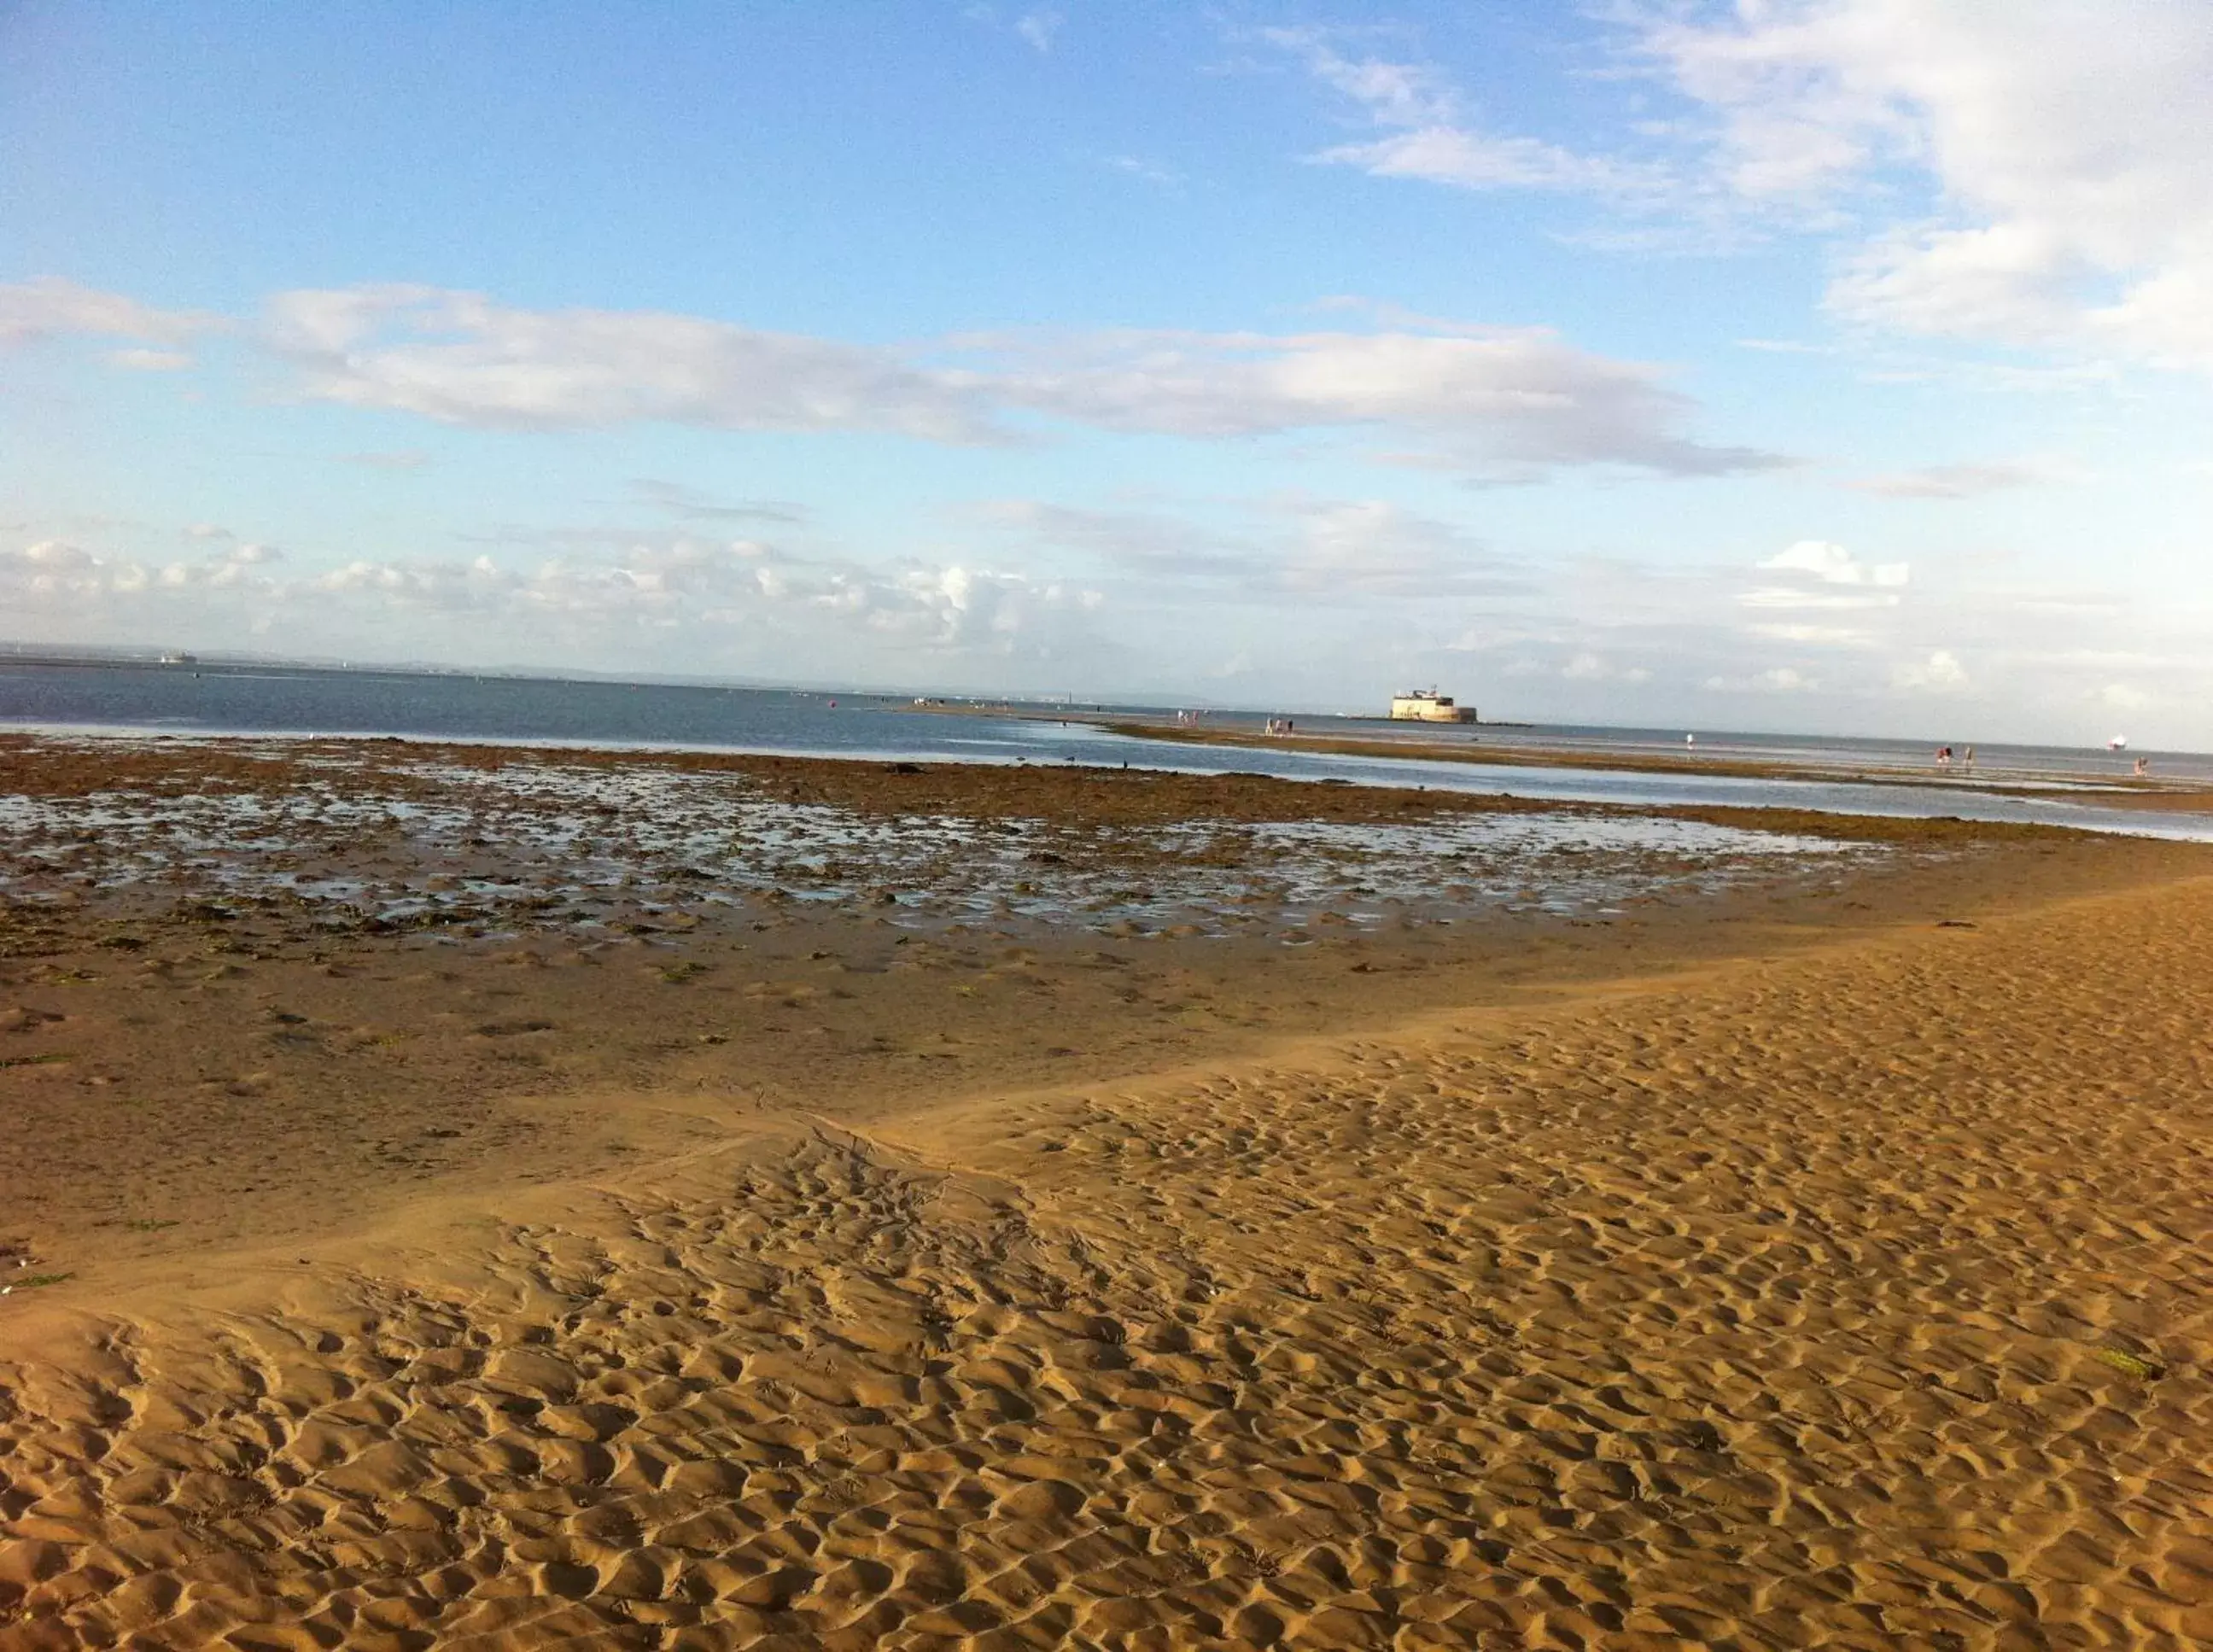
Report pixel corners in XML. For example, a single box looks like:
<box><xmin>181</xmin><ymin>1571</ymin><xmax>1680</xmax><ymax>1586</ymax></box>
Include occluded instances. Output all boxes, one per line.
<box><xmin>20</xmin><ymin>3</ymin><xmax>2213</xmax><ymax>1648</ymax></box>
<box><xmin>3</xmin><ymin>736</ymin><xmax>2209</xmax><ymax>1649</ymax></box>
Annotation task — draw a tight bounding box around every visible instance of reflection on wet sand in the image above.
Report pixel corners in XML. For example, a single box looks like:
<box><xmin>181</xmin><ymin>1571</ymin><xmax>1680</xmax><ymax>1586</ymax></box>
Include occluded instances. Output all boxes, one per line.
<box><xmin>0</xmin><ymin>736</ymin><xmax>1875</xmax><ymax>944</ymax></box>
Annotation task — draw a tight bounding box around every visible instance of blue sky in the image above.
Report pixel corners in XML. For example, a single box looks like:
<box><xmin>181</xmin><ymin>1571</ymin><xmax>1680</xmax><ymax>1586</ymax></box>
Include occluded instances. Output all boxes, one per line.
<box><xmin>5</xmin><ymin>3</ymin><xmax>2211</xmax><ymax>744</ymax></box>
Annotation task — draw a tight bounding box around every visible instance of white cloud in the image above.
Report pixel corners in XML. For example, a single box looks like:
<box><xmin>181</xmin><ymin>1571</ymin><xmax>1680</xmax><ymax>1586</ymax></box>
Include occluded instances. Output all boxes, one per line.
<box><xmin>978</xmin><ymin>323</ymin><xmax>1784</xmax><ymax>475</ymax></box>
<box><xmin>107</xmin><ymin>347</ymin><xmax>196</xmax><ymax>372</ymax></box>
<box><xmin>264</xmin><ymin>285</ymin><xmax>1001</xmax><ymax>442</ymax></box>
<box><xmin>1747</xmin><ymin>622</ymin><xmax>1868</xmax><ymax>645</ymax></box>
<box><xmin>1262</xmin><ymin>27</ymin><xmax>1454</xmax><ymax>126</ymax></box>
<box><xmin>629</xmin><ymin>479</ymin><xmax>807</xmax><ymax>523</ymax></box>
<box><xmin>1267</xmin><ymin>26</ymin><xmax>1659</xmax><ymax>199</ymax></box>
<box><xmin>1631</xmin><ymin>3</ymin><xmax>2213</xmax><ymax>371</ymax></box>
<box><xmin>9</xmin><ymin>540</ymin><xmax>99</xmax><ymax>588</ymax></box>
<box><xmin>977</xmin><ymin>499</ymin><xmax>1229</xmax><ymax>569</ymax></box>
<box><xmin>966</xmin><ymin>3</ymin><xmax>1066</xmax><ymax>57</ymax></box>
<box><xmin>309</xmin><ymin>540</ymin><xmax>1074</xmax><ymax>650</ymax></box>
<box><xmin>1279</xmin><ymin>498</ymin><xmax>1523</xmax><ymax>597</ymax></box>
<box><xmin>157</xmin><ymin>543</ymin><xmax>282</xmax><ymax>588</ymax></box>
<box><xmin>0</xmin><ymin>277</ymin><xmax>222</xmax><ymax>348</ymax></box>
<box><xmin>3</xmin><ymin>531</ymin><xmax>1098</xmax><ymax>663</ymax></box>
<box><xmin>1015</xmin><ymin>9</ymin><xmax>1061</xmax><ymax>53</ymax></box>
<box><xmin>2007</xmin><ymin>589</ymin><xmax>2125</xmax><ymax>615</ymax></box>
<box><xmin>1892</xmin><ymin>648</ymin><xmax>1968</xmax><ymax>692</ymax></box>
<box><xmin>1318</xmin><ymin>126</ymin><xmax>1646</xmax><ymax>196</ymax></box>
<box><xmin>1742</xmin><ymin>540</ymin><xmax>1908</xmax><ymax>614</ymax></box>
<box><xmin>1848</xmin><ymin>460</ymin><xmax>2056</xmax><ymax>500</ymax></box>
<box><xmin>1757</xmin><ymin>540</ymin><xmax>1908</xmax><ymax>587</ymax></box>
<box><xmin>1561</xmin><ymin>651</ymin><xmax>1650</xmax><ymax>684</ymax></box>
<box><xmin>1100</xmin><ymin>154</ymin><xmax>1182</xmax><ymax>190</ymax></box>
<box><xmin>1738</xmin><ymin>588</ymin><xmax>1901</xmax><ymax>611</ymax></box>
<box><xmin>257</xmin><ymin>284</ymin><xmax>1779</xmax><ymax>477</ymax></box>
<box><xmin>1276</xmin><ymin>8</ymin><xmax>2213</xmax><ymax>374</ymax></box>
<box><xmin>984</xmin><ymin>493</ymin><xmax>1529</xmax><ymax>600</ymax></box>
<box><xmin>1704</xmin><ymin>665</ymin><xmax>1816</xmax><ymax>692</ymax></box>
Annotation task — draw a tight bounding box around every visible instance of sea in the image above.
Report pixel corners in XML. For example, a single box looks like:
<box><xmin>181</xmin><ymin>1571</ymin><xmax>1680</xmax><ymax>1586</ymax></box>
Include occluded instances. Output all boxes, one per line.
<box><xmin>4</xmin><ymin>659</ymin><xmax>2211</xmax><ymax>842</ymax></box>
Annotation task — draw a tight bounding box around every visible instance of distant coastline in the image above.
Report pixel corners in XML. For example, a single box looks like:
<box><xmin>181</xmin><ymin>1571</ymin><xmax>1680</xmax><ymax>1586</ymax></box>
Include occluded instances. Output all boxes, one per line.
<box><xmin>5</xmin><ymin>655</ymin><xmax>2211</xmax><ymax>832</ymax></box>
<box><xmin>963</xmin><ymin>704</ymin><xmax>2213</xmax><ymax>814</ymax></box>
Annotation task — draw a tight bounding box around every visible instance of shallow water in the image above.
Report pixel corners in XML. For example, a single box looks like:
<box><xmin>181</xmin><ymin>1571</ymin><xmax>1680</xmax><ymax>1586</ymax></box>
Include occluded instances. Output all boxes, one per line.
<box><xmin>0</xmin><ymin>745</ymin><xmax>1877</xmax><ymax>942</ymax></box>
<box><xmin>6</xmin><ymin>662</ymin><xmax>2209</xmax><ymax>840</ymax></box>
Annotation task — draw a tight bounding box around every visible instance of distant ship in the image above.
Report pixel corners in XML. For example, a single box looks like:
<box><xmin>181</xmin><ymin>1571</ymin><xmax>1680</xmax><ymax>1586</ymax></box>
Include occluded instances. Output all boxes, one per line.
<box><xmin>158</xmin><ymin>651</ymin><xmax>199</xmax><ymax>666</ymax></box>
<box><xmin>2108</xmin><ymin>734</ymin><xmax>2128</xmax><ymax>750</ymax></box>
<box><xmin>1389</xmin><ymin>688</ymin><xmax>1477</xmax><ymax>724</ymax></box>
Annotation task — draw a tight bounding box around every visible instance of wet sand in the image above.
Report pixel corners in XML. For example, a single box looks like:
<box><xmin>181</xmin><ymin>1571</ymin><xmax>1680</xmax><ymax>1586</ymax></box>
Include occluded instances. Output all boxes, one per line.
<box><xmin>1076</xmin><ymin>714</ymin><xmax>2213</xmax><ymax>808</ymax></box>
<box><xmin>2</xmin><ymin>737</ymin><xmax>2209</xmax><ymax>1649</ymax></box>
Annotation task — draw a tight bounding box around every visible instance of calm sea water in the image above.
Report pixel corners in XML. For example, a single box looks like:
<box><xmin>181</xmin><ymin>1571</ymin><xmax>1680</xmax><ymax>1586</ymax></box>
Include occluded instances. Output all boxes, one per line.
<box><xmin>3</xmin><ymin>660</ymin><xmax>2210</xmax><ymax>842</ymax></box>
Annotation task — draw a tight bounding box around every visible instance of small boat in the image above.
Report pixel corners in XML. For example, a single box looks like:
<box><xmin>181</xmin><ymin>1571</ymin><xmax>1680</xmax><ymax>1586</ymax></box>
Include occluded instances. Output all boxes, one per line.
<box><xmin>2108</xmin><ymin>734</ymin><xmax>2128</xmax><ymax>750</ymax></box>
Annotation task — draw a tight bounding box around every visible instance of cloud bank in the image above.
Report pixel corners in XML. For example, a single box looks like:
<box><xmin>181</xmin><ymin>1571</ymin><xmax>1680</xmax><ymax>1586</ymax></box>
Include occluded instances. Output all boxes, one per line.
<box><xmin>1279</xmin><ymin>4</ymin><xmax>2213</xmax><ymax>374</ymax></box>
<box><xmin>0</xmin><ymin>277</ymin><xmax>222</xmax><ymax>347</ymax></box>
<box><xmin>3</xmin><ymin>277</ymin><xmax>1781</xmax><ymax>482</ymax></box>
<box><xmin>248</xmin><ymin>285</ymin><xmax>1783</xmax><ymax>477</ymax></box>
<box><xmin>261</xmin><ymin>286</ymin><xmax>1002</xmax><ymax>442</ymax></box>
<box><xmin>2</xmin><ymin>534</ymin><xmax>1100</xmax><ymax>668</ymax></box>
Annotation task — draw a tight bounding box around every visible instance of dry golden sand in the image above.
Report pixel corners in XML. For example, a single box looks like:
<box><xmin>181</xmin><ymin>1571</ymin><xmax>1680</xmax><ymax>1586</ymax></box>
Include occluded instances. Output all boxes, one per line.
<box><xmin>3</xmin><ymin>867</ymin><xmax>2210</xmax><ymax>1648</ymax></box>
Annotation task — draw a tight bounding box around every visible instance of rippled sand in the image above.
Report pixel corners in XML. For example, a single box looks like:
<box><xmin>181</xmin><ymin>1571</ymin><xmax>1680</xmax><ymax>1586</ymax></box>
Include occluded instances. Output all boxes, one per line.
<box><xmin>3</xmin><ymin>858</ymin><xmax>2209</xmax><ymax>1649</ymax></box>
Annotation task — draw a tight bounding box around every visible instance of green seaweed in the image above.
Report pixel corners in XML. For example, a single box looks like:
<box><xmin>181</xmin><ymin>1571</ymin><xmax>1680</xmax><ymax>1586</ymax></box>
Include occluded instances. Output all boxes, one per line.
<box><xmin>2093</xmin><ymin>1348</ymin><xmax>2164</xmax><ymax>1380</ymax></box>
